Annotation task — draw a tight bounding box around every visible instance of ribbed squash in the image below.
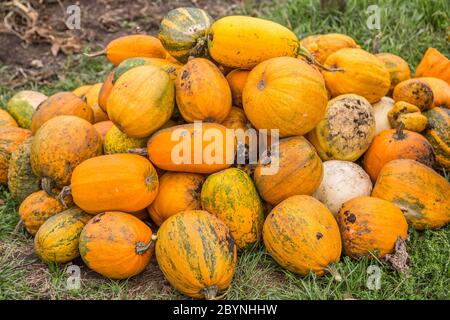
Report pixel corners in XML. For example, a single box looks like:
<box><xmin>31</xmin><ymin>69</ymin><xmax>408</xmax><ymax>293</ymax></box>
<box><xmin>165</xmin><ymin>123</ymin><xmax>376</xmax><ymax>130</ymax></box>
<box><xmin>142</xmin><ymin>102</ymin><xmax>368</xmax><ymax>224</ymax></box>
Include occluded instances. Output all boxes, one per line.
<box><xmin>107</xmin><ymin>65</ymin><xmax>174</xmax><ymax>138</ymax></box>
<box><xmin>79</xmin><ymin>212</ymin><xmax>156</xmax><ymax>279</ymax></box>
<box><xmin>300</xmin><ymin>33</ymin><xmax>359</xmax><ymax>64</ymax></box>
<box><xmin>254</xmin><ymin>136</ymin><xmax>323</xmax><ymax>205</ymax></box>
<box><xmin>243</xmin><ymin>57</ymin><xmax>328</xmax><ymax>137</ymax></box>
<box><xmin>31</xmin><ymin>92</ymin><xmax>94</xmax><ymax>134</ymax></box>
<box><xmin>201</xmin><ymin>168</ymin><xmax>264</xmax><ymax>249</ymax></box>
<box><xmin>263</xmin><ymin>195</ymin><xmax>341</xmax><ymax>276</ymax></box>
<box><xmin>307</xmin><ymin>94</ymin><xmax>375</xmax><ymax>161</ymax></box>
<box><xmin>93</xmin><ymin>120</ymin><xmax>113</xmax><ymax>141</ymax></box>
<box><xmin>98</xmin><ymin>70</ymin><xmax>115</xmax><ymax>112</ymax></box>
<box><xmin>155</xmin><ymin>210</ymin><xmax>237</xmax><ymax>299</ymax></box>
<box><xmin>424</xmin><ymin>107</ymin><xmax>450</xmax><ymax>169</ymax></box>
<box><xmin>387</xmin><ymin>101</ymin><xmax>428</xmax><ymax>132</ymax></box>
<box><xmin>323</xmin><ymin>48</ymin><xmax>391</xmax><ymax>103</ymax></box>
<box><xmin>372</xmin><ymin>159</ymin><xmax>450</xmax><ymax>230</ymax></box>
<box><xmin>337</xmin><ymin>196</ymin><xmax>408</xmax><ymax>258</ymax></box>
<box><xmin>148</xmin><ymin>172</ymin><xmax>204</xmax><ymax>226</ymax></box>
<box><xmin>0</xmin><ymin>126</ymin><xmax>32</xmax><ymax>184</ymax></box>
<box><xmin>34</xmin><ymin>207</ymin><xmax>91</xmax><ymax>263</ymax></box>
<box><xmin>415</xmin><ymin>48</ymin><xmax>450</xmax><ymax>85</ymax></box>
<box><xmin>375</xmin><ymin>53</ymin><xmax>411</xmax><ymax>93</ymax></box>
<box><xmin>19</xmin><ymin>190</ymin><xmax>70</xmax><ymax>235</ymax></box>
<box><xmin>31</xmin><ymin>116</ymin><xmax>102</xmax><ymax>189</ymax></box>
<box><xmin>103</xmin><ymin>125</ymin><xmax>148</xmax><ymax>154</ymax></box>
<box><xmin>208</xmin><ymin>16</ymin><xmax>299</xmax><ymax>69</ymax></box>
<box><xmin>363</xmin><ymin>125</ymin><xmax>435</xmax><ymax>182</ymax></box>
<box><xmin>226</xmin><ymin>69</ymin><xmax>250</xmax><ymax>107</ymax></box>
<box><xmin>69</xmin><ymin>154</ymin><xmax>158</xmax><ymax>214</ymax></box>
<box><xmin>373</xmin><ymin>97</ymin><xmax>394</xmax><ymax>134</ymax></box>
<box><xmin>7</xmin><ymin>138</ymin><xmax>40</xmax><ymax>203</ymax></box>
<box><xmin>0</xmin><ymin>109</ymin><xmax>18</xmax><ymax>127</ymax></box>
<box><xmin>176</xmin><ymin>58</ymin><xmax>231</xmax><ymax>123</ymax></box>
<box><xmin>159</xmin><ymin>7</ymin><xmax>214</xmax><ymax>63</ymax></box>
<box><xmin>72</xmin><ymin>85</ymin><xmax>92</xmax><ymax>97</ymax></box>
<box><xmin>7</xmin><ymin>90</ymin><xmax>47</xmax><ymax>129</ymax></box>
<box><xmin>147</xmin><ymin>123</ymin><xmax>235</xmax><ymax>173</ymax></box>
<box><xmin>114</xmin><ymin>57</ymin><xmax>182</xmax><ymax>82</ymax></box>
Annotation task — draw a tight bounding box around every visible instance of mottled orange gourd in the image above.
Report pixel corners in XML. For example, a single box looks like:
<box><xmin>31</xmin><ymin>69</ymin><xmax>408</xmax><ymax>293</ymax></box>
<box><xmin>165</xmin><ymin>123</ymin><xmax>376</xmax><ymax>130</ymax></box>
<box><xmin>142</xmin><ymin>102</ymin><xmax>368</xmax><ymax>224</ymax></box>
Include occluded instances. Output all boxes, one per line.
<box><xmin>300</xmin><ymin>33</ymin><xmax>360</xmax><ymax>64</ymax></box>
<box><xmin>415</xmin><ymin>48</ymin><xmax>450</xmax><ymax>85</ymax></box>
<box><xmin>0</xmin><ymin>126</ymin><xmax>32</xmax><ymax>184</ymax></box>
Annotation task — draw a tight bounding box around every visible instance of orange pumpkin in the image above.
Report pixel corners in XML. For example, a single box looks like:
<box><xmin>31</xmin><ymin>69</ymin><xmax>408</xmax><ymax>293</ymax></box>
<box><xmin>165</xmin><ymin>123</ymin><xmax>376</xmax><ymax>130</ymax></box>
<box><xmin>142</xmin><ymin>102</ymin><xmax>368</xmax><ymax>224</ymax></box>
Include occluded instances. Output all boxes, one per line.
<box><xmin>98</xmin><ymin>69</ymin><xmax>115</xmax><ymax>112</ymax></box>
<box><xmin>176</xmin><ymin>58</ymin><xmax>231</xmax><ymax>123</ymax></box>
<box><xmin>83</xmin><ymin>83</ymin><xmax>102</xmax><ymax>108</ymax></box>
<box><xmin>0</xmin><ymin>109</ymin><xmax>18</xmax><ymax>127</ymax></box>
<box><xmin>148</xmin><ymin>172</ymin><xmax>204</xmax><ymax>225</ymax></box>
<box><xmin>375</xmin><ymin>53</ymin><xmax>411</xmax><ymax>93</ymax></box>
<box><xmin>91</xmin><ymin>103</ymin><xmax>109</xmax><ymax>123</ymax></box>
<box><xmin>415</xmin><ymin>48</ymin><xmax>450</xmax><ymax>85</ymax></box>
<box><xmin>363</xmin><ymin>124</ymin><xmax>435</xmax><ymax>182</ymax></box>
<box><xmin>31</xmin><ymin>92</ymin><xmax>94</xmax><ymax>134</ymax></box>
<box><xmin>72</xmin><ymin>85</ymin><xmax>92</xmax><ymax>97</ymax></box>
<box><xmin>0</xmin><ymin>126</ymin><xmax>32</xmax><ymax>184</ymax></box>
<box><xmin>221</xmin><ymin>107</ymin><xmax>249</xmax><ymax>131</ymax></box>
<box><xmin>337</xmin><ymin>196</ymin><xmax>408</xmax><ymax>258</ymax></box>
<box><xmin>300</xmin><ymin>33</ymin><xmax>360</xmax><ymax>64</ymax></box>
<box><xmin>421</xmin><ymin>77</ymin><xmax>450</xmax><ymax>109</ymax></box>
<box><xmin>93</xmin><ymin>120</ymin><xmax>113</xmax><ymax>141</ymax></box>
<box><xmin>254</xmin><ymin>136</ymin><xmax>323</xmax><ymax>205</ymax></box>
<box><xmin>226</xmin><ymin>69</ymin><xmax>250</xmax><ymax>107</ymax></box>
<box><xmin>79</xmin><ymin>212</ymin><xmax>156</xmax><ymax>279</ymax></box>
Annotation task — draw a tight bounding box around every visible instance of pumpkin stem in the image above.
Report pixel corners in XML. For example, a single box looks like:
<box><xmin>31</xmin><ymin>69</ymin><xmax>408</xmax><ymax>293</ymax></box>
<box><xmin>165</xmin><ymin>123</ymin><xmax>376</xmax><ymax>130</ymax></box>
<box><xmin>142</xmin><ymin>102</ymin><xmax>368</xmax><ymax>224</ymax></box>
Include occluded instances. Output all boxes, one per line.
<box><xmin>128</xmin><ymin>148</ymin><xmax>148</xmax><ymax>157</ymax></box>
<box><xmin>189</xmin><ymin>35</ymin><xmax>208</xmax><ymax>60</ymax></box>
<box><xmin>57</xmin><ymin>186</ymin><xmax>72</xmax><ymax>208</ymax></box>
<box><xmin>326</xmin><ymin>264</ymin><xmax>342</xmax><ymax>282</ymax></box>
<box><xmin>395</xmin><ymin>122</ymin><xmax>405</xmax><ymax>139</ymax></box>
<box><xmin>371</xmin><ymin>32</ymin><xmax>382</xmax><ymax>54</ymax></box>
<box><xmin>84</xmin><ymin>49</ymin><xmax>106</xmax><ymax>58</ymax></box>
<box><xmin>297</xmin><ymin>44</ymin><xmax>343</xmax><ymax>73</ymax></box>
<box><xmin>135</xmin><ymin>234</ymin><xmax>157</xmax><ymax>255</ymax></box>
<box><xmin>201</xmin><ymin>285</ymin><xmax>219</xmax><ymax>300</ymax></box>
<box><xmin>41</xmin><ymin>177</ymin><xmax>56</xmax><ymax>197</ymax></box>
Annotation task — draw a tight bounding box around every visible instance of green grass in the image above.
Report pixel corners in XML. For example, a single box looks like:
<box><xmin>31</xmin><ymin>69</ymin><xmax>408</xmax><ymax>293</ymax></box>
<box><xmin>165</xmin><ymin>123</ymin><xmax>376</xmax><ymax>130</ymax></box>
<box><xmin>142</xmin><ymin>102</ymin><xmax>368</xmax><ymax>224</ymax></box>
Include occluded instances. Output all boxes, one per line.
<box><xmin>1</xmin><ymin>0</ymin><xmax>450</xmax><ymax>300</ymax></box>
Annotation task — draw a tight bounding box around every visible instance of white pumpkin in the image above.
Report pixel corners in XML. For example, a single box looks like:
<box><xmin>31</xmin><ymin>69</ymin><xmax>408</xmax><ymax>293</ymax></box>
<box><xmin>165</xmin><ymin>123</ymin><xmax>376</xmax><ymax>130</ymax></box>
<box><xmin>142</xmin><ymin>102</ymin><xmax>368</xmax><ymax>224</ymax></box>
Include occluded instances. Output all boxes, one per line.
<box><xmin>312</xmin><ymin>160</ymin><xmax>372</xmax><ymax>216</ymax></box>
<box><xmin>372</xmin><ymin>96</ymin><xmax>394</xmax><ymax>134</ymax></box>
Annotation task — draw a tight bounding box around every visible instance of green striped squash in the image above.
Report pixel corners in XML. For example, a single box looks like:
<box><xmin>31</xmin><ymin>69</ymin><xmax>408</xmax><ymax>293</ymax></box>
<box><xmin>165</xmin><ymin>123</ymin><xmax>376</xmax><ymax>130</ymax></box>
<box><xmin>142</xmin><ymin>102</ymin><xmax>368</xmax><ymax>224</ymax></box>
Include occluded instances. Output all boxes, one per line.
<box><xmin>424</xmin><ymin>107</ymin><xmax>450</xmax><ymax>169</ymax></box>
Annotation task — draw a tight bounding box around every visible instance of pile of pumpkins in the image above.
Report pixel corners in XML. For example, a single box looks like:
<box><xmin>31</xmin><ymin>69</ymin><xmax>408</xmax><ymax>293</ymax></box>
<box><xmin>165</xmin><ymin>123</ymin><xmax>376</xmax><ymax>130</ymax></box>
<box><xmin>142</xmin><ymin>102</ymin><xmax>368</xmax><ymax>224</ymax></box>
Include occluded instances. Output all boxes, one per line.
<box><xmin>0</xmin><ymin>7</ymin><xmax>449</xmax><ymax>299</ymax></box>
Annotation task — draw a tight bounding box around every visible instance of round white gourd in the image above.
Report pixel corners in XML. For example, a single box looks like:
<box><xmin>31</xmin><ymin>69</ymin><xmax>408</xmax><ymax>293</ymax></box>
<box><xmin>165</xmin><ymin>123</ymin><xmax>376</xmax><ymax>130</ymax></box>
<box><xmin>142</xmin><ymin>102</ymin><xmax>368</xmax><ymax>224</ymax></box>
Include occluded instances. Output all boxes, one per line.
<box><xmin>312</xmin><ymin>160</ymin><xmax>372</xmax><ymax>216</ymax></box>
<box><xmin>372</xmin><ymin>96</ymin><xmax>394</xmax><ymax>134</ymax></box>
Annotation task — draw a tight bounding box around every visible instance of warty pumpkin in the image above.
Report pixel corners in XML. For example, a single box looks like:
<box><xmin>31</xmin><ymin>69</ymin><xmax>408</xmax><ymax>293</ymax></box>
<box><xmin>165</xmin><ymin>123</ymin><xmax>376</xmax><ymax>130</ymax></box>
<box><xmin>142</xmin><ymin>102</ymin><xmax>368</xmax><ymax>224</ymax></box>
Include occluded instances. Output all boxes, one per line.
<box><xmin>415</xmin><ymin>48</ymin><xmax>450</xmax><ymax>85</ymax></box>
<box><xmin>372</xmin><ymin>159</ymin><xmax>450</xmax><ymax>230</ymax></box>
<box><xmin>0</xmin><ymin>126</ymin><xmax>32</xmax><ymax>184</ymax></box>
<box><xmin>424</xmin><ymin>107</ymin><xmax>450</xmax><ymax>169</ymax></box>
<box><xmin>31</xmin><ymin>116</ymin><xmax>102</xmax><ymax>191</ymax></box>
<box><xmin>263</xmin><ymin>195</ymin><xmax>342</xmax><ymax>276</ymax></box>
<box><xmin>65</xmin><ymin>154</ymin><xmax>158</xmax><ymax>214</ymax></box>
<box><xmin>226</xmin><ymin>69</ymin><xmax>250</xmax><ymax>107</ymax></box>
<box><xmin>363</xmin><ymin>125</ymin><xmax>435</xmax><ymax>182</ymax></box>
<box><xmin>7</xmin><ymin>138</ymin><xmax>40</xmax><ymax>203</ymax></box>
<box><xmin>107</xmin><ymin>65</ymin><xmax>174</xmax><ymax>138</ymax></box>
<box><xmin>93</xmin><ymin>120</ymin><xmax>113</xmax><ymax>141</ymax></box>
<box><xmin>300</xmin><ymin>33</ymin><xmax>360</xmax><ymax>64</ymax></box>
<box><xmin>387</xmin><ymin>101</ymin><xmax>428</xmax><ymax>132</ymax></box>
<box><xmin>243</xmin><ymin>57</ymin><xmax>328</xmax><ymax>137</ymax></box>
<box><xmin>0</xmin><ymin>109</ymin><xmax>18</xmax><ymax>127</ymax></box>
<box><xmin>6</xmin><ymin>90</ymin><xmax>47</xmax><ymax>129</ymax></box>
<box><xmin>337</xmin><ymin>196</ymin><xmax>408</xmax><ymax>258</ymax></box>
<box><xmin>307</xmin><ymin>94</ymin><xmax>375</xmax><ymax>161</ymax></box>
<box><xmin>176</xmin><ymin>58</ymin><xmax>231</xmax><ymax>123</ymax></box>
<box><xmin>79</xmin><ymin>212</ymin><xmax>156</xmax><ymax>279</ymax></box>
<box><xmin>201</xmin><ymin>168</ymin><xmax>264</xmax><ymax>249</ymax></box>
<box><xmin>114</xmin><ymin>57</ymin><xmax>182</xmax><ymax>82</ymax></box>
<box><xmin>158</xmin><ymin>7</ymin><xmax>214</xmax><ymax>63</ymax></box>
<box><xmin>148</xmin><ymin>172</ymin><xmax>204</xmax><ymax>226</ymax></box>
<box><xmin>72</xmin><ymin>84</ymin><xmax>92</xmax><ymax>97</ymax></box>
<box><xmin>253</xmin><ymin>136</ymin><xmax>323</xmax><ymax>205</ymax></box>
<box><xmin>147</xmin><ymin>123</ymin><xmax>236</xmax><ymax>174</ymax></box>
<box><xmin>372</xmin><ymin>96</ymin><xmax>394</xmax><ymax>134</ymax></box>
<box><xmin>323</xmin><ymin>48</ymin><xmax>391</xmax><ymax>103</ymax></box>
<box><xmin>375</xmin><ymin>53</ymin><xmax>411</xmax><ymax>93</ymax></box>
<box><xmin>155</xmin><ymin>210</ymin><xmax>237</xmax><ymax>299</ymax></box>
<box><xmin>98</xmin><ymin>69</ymin><xmax>115</xmax><ymax>112</ymax></box>
<box><xmin>34</xmin><ymin>207</ymin><xmax>91</xmax><ymax>263</ymax></box>
<box><xmin>31</xmin><ymin>92</ymin><xmax>94</xmax><ymax>134</ymax></box>
<box><xmin>103</xmin><ymin>125</ymin><xmax>148</xmax><ymax>154</ymax></box>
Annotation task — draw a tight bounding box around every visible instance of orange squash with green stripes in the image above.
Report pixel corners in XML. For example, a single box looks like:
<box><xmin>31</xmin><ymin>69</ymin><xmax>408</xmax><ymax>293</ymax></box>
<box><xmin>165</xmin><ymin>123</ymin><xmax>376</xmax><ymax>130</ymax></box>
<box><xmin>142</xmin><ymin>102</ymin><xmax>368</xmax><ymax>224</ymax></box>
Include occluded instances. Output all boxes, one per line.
<box><xmin>0</xmin><ymin>126</ymin><xmax>32</xmax><ymax>184</ymax></box>
<box><xmin>424</xmin><ymin>107</ymin><xmax>450</xmax><ymax>169</ymax></box>
<box><xmin>113</xmin><ymin>57</ymin><xmax>182</xmax><ymax>82</ymax></box>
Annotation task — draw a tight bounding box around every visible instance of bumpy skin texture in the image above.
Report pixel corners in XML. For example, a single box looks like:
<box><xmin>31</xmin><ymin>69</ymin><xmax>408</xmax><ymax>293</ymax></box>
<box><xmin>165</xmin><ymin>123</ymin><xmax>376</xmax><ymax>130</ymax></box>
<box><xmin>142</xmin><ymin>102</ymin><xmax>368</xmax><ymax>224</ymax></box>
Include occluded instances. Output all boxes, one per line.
<box><xmin>148</xmin><ymin>172</ymin><xmax>204</xmax><ymax>226</ymax></box>
<box><xmin>8</xmin><ymin>138</ymin><xmax>40</xmax><ymax>203</ymax></box>
<box><xmin>307</xmin><ymin>94</ymin><xmax>375</xmax><ymax>162</ymax></box>
<box><xmin>415</xmin><ymin>48</ymin><xmax>450</xmax><ymax>85</ymax></box>
<box><xmin>243</xmin><ymin>57</ymin><xmax>328</xmax><ymax>137</ymax></box>
<box><xmin>19</xmin><ymin>190</ymin><xmax>71</xmax><ymax>235</ymax></box>
<box><xmin>387</xmin><ymin>101</ymin><xmax>428</xmax><ymax>132</ymax></box>
<box><xmin>323</xmin><ymin>48</ymin><xmax>391</xmax><ymax>103</ymax></box>
<box><xmin>0</xmin><ymin>126</ymin><xmax>32</xmax><ymax>184</ymax></box>
<box><xmin>107</xmin><ymin>65</ymin><xmax>174</xmax><ymax>138</ymax></box>
<box><xmin>208</xmin><ymin>16</ymin><xmax>299</xmax><ymax>69</ymax></box>
<box><xmin>363</xmin><ymin>128</ymin><xmax>435</xmax><ymax>182</ymax></box>
<box><xmin>300</xmin><ymin>33</ymin><xmax>360</xmax><ymax>64</ymax></box>
<box><xmin>0</xmin><ymin>109</ymin><xmax>18</xmax><ymax>127</ymax></box>
<box><xmin>424</xmin><ymin>107</ymin><xmax>450</xmax><ymax>169</ymax></box>
<box><xmin>372</xmin><ymin>97</ymin><xmax>394</xmax><ymax>134</ymax></box>
<box><xmin>31</xmin><ymin>92</ymin><xmax>94</xmax><ymax>134</ymax></box>
<box><xmin>79</xmin><ymin>212</ymin><xmax>154</xmax><ymax>279</ymax></box>
<box><xmin>176</xmin><ymin>58</ymin><xmax>231</xmax><ymax>123</ymax></box>
<box><xmin>147</xmin><ymin>123</ymin><xmax>236</xmax><ymax>174</ymax></box>
<box><xmin>71</xmin><ymin>154</ymin><xmax>158</xmax><ymax>214</ymax></box>
<box><xmin>105</xmin><ymin>35</ymin><xmax>168</xmax><ymax>65</ymax></box>
<box><xmin>375</xmin><ymin>53</ymin><xmax>411</xmax><ymax>93</ymax></box>
<box><xmin>226</xmin><ymin>69</ymin><xmax>250</xmax><ymax>107</ymax></box>
<box><xmin>254</xmin><ymin>136</ymin><xmax>323</xmax><ymax>205</ymax></box>
<box><xmin>155</xmin><ymin>210</ymin><xmax>237</xmax><ymax>299</ymax></box>
<box><xmin>372</xmin><ymin>159</ymin><xmax>450</xmax><ymax>230</ymax></box>
<box><xmin>31</xmin><ymin>116</ymin><xmax>102</xmax><ymax>188</ymax></box>
<box><xmin>114</xmin><ymin>57</ymin><xmax>182</xmax><ymax>82</ymax></box>
<box><xmin>34</xmin><ymin>207</ymin><xmax>91</xmax><ymax>263</ymax></box>
<box><xmin>263</xmin><ymin>195</ymin><xmax>341</xmax><ymax>276</ymax></box>
<box><xmin>93</xmin><ymin>120</ymin><xmax>113</xmax><ymax>141</ymax></box>
<box><xmin>158</xmin><ymin>7</ymin><xmax>214</xmax><ymax>63</ymax></box>
<box><xmin>336</xmin><ymin>196</ymin><xmax>408</xmax><ymax>258</ymax></box>
<box><xmin>201</xmin><ymin>168</ymin><xmax>264</xmax><ymax>249</ymax></box>
<box><xmin>7</xmin><ymin>90</ymin><xmax>47</xmax><ymax>129</ymax></box>
<box><xmin>103</xmin><ymin>125</ymin><xmax>148</xmax><ymax>154</ymax></box>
